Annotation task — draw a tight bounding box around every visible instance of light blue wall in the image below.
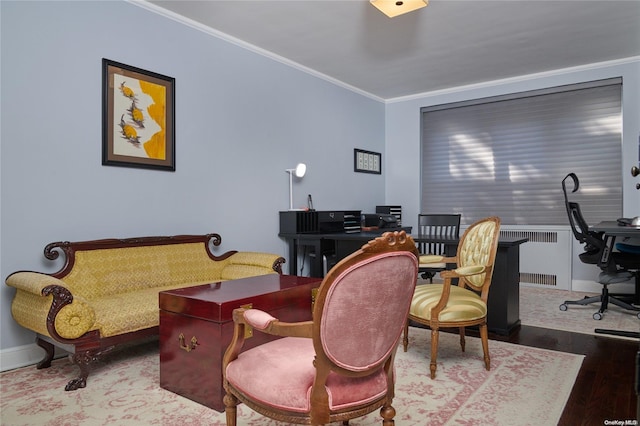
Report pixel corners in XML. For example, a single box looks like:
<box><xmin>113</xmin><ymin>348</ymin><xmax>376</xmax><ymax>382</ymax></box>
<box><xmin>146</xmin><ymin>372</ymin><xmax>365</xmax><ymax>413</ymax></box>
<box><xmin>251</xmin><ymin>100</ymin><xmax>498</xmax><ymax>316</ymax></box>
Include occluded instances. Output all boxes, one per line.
<box><xmin>0</xmin><ymin>1</ymin><xmax>386</xmax><ymax>350</ymax></box>
<box><xmin>385</xmin><ymin>59</ymin><xmax>640</xmax><ymax>231</ymax></box>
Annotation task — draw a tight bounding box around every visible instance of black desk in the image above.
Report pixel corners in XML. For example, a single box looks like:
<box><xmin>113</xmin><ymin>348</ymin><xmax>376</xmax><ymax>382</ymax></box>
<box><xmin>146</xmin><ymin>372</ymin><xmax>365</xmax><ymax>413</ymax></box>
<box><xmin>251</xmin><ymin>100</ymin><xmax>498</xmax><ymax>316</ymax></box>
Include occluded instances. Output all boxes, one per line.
<box><xmin>591</xmin><ymin>221</ymin><xmax>640</xmax><ymax>262</ymax></box>
<box><xmin>279</xmin><ymin>230</ymin><xmax>527</xmax><ymax>335</ymax></box>
<box><xmin>279</xmin><ymin>229</ymin><xmax>409</xmax><ymax>277</ymax></box>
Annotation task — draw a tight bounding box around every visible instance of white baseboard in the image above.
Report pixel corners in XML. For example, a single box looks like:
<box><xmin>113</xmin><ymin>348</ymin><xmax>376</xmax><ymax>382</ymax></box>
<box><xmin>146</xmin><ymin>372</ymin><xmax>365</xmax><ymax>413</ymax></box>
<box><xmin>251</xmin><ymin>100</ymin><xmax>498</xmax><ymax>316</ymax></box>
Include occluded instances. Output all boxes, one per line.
<box><xmin>0</xmin><ymin>343</ymin><xmax>66</xmax><ymax>373</ymax></box>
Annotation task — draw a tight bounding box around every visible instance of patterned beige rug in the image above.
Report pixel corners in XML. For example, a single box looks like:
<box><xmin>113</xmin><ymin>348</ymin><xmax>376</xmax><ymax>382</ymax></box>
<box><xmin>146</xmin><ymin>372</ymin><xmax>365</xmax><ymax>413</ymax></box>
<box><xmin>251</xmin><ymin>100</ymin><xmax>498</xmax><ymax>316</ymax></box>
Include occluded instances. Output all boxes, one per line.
<box><xmin>1</xmin><ymin>329</ymin><xmax>582</xmax><ymax>425</ymax></box>
<box><xmin>520</xmin><ymin>286</ymin><xmax>640</xmax><ymax>339</ymax></box>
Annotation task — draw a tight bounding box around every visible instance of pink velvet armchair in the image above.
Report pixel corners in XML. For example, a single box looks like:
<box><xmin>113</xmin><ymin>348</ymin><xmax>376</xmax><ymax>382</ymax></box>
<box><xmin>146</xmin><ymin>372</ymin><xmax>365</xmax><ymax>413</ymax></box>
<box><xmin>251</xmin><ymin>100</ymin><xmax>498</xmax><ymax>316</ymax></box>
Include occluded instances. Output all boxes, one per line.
<box><xmin>222</xmin><ymin>231</ymin><xmax>419</xmax><ymax>425</ymax></box>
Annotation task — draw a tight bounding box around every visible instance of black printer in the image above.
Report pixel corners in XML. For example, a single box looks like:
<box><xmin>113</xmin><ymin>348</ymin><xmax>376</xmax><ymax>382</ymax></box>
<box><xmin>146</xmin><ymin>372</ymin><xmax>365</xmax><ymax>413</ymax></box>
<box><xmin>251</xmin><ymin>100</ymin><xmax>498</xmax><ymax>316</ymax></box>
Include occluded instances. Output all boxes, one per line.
<box><xmin>362</xmin><ymin>213</ymin><xmax>399</xmax><ymax>228</ymax></box>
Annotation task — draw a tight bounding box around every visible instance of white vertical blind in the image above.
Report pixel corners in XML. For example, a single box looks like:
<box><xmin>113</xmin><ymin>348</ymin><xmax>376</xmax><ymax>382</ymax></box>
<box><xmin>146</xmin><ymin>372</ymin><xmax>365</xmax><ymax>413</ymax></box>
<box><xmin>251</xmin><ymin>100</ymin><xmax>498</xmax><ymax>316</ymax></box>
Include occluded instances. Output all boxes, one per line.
<box><xmin>420</xmin><ymin>79</ymin><xmax>622</xmax><ymax>225</ymax></box>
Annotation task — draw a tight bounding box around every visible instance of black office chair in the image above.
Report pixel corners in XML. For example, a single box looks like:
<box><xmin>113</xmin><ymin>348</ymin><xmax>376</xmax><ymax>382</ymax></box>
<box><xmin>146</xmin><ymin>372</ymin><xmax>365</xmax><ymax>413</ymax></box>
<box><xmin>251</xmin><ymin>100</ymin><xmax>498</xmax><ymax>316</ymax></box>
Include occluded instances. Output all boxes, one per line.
<box><xmin>417</xmin><ymin>214</ymin><xmax>461</xmax><ymax>282</ymax></box>
<box><xmin>559</xmin><ymin>173</ymin><xmax>640</xmax><ymax>320</ymax></box>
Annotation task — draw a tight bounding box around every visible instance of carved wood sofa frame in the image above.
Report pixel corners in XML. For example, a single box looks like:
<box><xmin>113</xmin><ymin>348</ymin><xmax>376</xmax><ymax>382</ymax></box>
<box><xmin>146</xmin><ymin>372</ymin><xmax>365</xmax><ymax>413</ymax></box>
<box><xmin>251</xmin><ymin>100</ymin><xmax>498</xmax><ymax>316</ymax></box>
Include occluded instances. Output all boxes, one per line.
<box><xmin>6</xmin><ymin>233</ymin><xmax>285</xmax><ymax>391</ymax></box>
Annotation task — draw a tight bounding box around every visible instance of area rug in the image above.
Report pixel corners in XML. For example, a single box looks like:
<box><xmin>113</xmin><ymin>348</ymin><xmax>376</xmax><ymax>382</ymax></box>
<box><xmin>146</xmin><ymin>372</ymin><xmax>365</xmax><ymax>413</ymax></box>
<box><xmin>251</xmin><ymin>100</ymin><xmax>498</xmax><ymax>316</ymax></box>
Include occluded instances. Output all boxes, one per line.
<box><xmin>520</xmin><ymin>286</ymin><xmax>640</xmax><ymax>339</ymax></box>
<box><xmin>0</xmin><ymin>329</ymin><xmax>582</xmax><ymax>426</ymax></box>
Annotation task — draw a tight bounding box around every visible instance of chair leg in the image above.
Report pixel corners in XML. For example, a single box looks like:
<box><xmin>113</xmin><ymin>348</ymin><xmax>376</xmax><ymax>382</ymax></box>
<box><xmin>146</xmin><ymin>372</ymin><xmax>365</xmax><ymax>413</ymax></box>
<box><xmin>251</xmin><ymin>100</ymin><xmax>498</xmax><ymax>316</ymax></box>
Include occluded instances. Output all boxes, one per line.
<box><xmin>430</xmin><ymin>328</ymin><xmax>439</xmax><ymax>379</ymax></box>
<box><xmin>35</xmin><ymin>337</ymin><xmax>55</xmax><ymax>369</ymax></box>
<box><xmin>224</xmin><ymin>392</ymin><xmax>239</xmax><ymax>426</ymax></box>
<box><xmin>607</xmin><ymin>295</ymin><xmax>640</xmax><ymax>312</ymax></box>
<box><xmin>562</xmin><ymin>294</ymin><xmax>603</xmax><ymax>307</ymax></box>
<box><xmin>480</xmin><ymin>323</ymin><xmax>490</xmax><ymax>371</ymax></box>
<box><xmin>380</xmin><ymin>403</ymin><xmax>396</xmax><ymax>425</ymax></box>
<box><xmin>402</xmin><ymin>321</ymin><xmax>409</xmax><ymax>352</ymax></box>
<box><xmin>598</xmin><ymin>287</ymin><xmax>610</xmax><ymax>313</ymax></box>
<box><xmin>459</xmin><ymin>327</ymin><xmax>466</xmax><ymax>352</ymax></box>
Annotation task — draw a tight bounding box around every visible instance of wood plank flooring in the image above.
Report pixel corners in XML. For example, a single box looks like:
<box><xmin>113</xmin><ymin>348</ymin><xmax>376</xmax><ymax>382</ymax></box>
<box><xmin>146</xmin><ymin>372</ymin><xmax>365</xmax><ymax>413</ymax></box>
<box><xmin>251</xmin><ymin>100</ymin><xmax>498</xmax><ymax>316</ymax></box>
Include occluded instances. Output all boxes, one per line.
<box><xmin>479</xmin><ymin>325</ymin><xmax>639</xmax><ymax>425</ymax></box>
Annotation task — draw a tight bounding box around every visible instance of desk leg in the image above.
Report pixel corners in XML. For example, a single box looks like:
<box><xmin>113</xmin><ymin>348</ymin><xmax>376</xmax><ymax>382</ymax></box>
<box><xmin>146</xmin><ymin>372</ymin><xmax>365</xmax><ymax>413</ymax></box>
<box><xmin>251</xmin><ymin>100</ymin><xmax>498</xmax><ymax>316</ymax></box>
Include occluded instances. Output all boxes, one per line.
<box><xmin>487</xmin><ymin>244</ymin><xmax>521</xmax><ymax>335</ymax></box>
<box><xmin>287</xmin><ymin>240</ymin><xmax>298</xmax><ymax>275</ymax></box>
<box><xmin>285</xmin><ymin>239</ymin><xmax>326</xmax><ymax>277</ymax></box>
<box><xmin>310</xmin><ymin>240</ymin><xmax>324</xmax><ymax>278</ymax></box>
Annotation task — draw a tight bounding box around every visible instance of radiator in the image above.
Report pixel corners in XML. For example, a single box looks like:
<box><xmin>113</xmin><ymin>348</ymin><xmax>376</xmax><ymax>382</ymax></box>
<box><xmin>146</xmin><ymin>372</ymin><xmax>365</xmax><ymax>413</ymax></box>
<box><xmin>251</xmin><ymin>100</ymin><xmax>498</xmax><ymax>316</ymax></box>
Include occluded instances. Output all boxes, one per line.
<box><xmin>499</xmin><ymin>226</ymin><xmax>572</xmax><ymax>290</ymax></box>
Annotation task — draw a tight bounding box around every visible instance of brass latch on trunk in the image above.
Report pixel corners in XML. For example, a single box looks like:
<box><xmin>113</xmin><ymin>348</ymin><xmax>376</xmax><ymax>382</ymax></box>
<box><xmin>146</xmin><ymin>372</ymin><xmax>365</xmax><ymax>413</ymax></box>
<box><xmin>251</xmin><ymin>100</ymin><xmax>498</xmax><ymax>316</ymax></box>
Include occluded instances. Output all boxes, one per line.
<box><xmin>178</xmin><ymin>333</ymin><xmax>198</xmax><ymax>352</ymax></box>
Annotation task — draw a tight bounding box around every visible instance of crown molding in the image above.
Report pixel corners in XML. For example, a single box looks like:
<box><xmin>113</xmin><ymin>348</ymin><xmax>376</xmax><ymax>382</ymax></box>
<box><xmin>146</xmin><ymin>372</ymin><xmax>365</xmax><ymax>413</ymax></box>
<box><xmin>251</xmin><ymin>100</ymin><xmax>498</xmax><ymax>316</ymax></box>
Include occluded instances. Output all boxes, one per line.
<box><xmin>386</xmin><ymin>56</ymin><xmax>640</xmax><ymax>104</ymax></box>
<box><xmin>128</xmin><ymin>0</ymin><xmax>385</xmax><ymax>103</ymax></box>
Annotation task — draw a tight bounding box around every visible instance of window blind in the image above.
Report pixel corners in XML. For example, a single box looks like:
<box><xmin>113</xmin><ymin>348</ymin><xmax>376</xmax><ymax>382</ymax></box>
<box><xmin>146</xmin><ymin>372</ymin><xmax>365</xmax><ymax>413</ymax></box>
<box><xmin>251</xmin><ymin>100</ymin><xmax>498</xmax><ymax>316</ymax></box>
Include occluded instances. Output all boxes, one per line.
<box><xmin>420</xmin><ymin>79</ymin><xmax>622</xmax><ymax>225</ymax></box>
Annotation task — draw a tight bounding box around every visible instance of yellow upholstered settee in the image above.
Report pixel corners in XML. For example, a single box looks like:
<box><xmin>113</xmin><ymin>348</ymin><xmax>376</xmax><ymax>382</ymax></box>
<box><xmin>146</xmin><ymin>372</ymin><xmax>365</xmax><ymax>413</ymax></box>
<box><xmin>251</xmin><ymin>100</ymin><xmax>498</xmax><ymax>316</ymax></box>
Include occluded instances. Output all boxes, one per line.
<box><xmin>5</xmin><ymin>233</ymin><xmax>284</xmax><ymax>391</ymax></box>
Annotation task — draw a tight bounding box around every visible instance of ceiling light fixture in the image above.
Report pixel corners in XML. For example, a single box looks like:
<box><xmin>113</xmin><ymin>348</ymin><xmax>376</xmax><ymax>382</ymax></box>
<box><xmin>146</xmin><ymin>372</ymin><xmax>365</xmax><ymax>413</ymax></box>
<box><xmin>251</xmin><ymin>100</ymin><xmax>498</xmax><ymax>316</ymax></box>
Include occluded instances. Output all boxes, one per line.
<box><xmin>370</xmin><ymin>0</ymin><xmax>428</xmax><ymax>18</ymax></box>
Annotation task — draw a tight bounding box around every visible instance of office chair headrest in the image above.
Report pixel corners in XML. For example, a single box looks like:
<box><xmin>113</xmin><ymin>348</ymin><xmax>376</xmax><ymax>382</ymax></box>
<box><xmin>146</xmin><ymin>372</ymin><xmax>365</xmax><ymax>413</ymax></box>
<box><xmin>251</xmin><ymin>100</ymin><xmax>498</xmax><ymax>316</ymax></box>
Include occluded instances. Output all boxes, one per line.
<box><xmin>562</xmin><ymin>173</ymin><xmax>604</xmax><ymax>249</ymax></box>
<box><xmin>562</xmin><ymin>173</ymin><xmax>579</xmax><ymax>201</ymax></box>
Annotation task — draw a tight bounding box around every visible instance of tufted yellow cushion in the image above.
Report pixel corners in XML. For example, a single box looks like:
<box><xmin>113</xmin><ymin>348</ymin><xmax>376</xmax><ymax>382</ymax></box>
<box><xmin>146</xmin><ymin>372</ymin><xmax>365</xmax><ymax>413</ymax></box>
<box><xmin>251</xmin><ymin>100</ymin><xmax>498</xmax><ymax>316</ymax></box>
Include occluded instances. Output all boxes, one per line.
<box><xmin>457</xmin><ymin>221</ymin><xmax>497</xmax><ymax>288</ymax></box>
<box><xmin>410</xmin><ymin>284</ymin><xmax>487</xmax><ymax>322</ymax></box>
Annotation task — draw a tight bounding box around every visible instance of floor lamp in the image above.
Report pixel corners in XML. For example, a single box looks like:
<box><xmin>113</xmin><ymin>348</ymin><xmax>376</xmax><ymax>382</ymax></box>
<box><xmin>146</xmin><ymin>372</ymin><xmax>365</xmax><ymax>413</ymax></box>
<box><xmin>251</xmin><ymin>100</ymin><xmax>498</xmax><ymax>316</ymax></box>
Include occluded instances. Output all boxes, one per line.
<box><xmin>286</xmin><ymin>163</ymin><xmax>306</xmax><ymax>210</ymax></box>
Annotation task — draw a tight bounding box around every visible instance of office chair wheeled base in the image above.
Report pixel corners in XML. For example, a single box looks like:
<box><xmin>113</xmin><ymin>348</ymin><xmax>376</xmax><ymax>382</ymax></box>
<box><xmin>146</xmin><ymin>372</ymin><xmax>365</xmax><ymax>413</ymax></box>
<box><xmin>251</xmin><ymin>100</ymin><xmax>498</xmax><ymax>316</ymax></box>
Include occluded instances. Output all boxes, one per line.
<box><xmin>559</xmin><ymin>285</ymin><xmax>640</xmax><ymax>320</ymax></box>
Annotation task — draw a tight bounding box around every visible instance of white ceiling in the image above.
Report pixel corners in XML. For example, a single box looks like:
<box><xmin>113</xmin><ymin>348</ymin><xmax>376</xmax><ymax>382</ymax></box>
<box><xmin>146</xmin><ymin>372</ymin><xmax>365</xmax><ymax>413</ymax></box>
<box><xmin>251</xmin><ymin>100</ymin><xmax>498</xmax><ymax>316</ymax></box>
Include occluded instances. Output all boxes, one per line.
<box><xmin>145</xmin><ymin>0</ymin><xmax>640</xmax><ymax>101</ymax></box>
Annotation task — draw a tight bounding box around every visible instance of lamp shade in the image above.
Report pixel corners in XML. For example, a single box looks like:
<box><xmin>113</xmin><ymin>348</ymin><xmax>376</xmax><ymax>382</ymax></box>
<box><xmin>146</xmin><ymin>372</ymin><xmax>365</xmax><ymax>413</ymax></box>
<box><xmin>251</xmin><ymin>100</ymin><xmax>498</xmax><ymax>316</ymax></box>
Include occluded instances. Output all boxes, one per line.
<box><xmin>370</xmin><ymin>0</ymin><xmax>428</xmax><ymax>18</ymax></box>
<box><xmin>287</xmin><ymin>163</ymin><xmax>307</xmax><ymax>210</ymax></box>
<box><xmin>294</xmin><ymin>163</ymin><xmax>306</xmax><ymax>178</ymax></box>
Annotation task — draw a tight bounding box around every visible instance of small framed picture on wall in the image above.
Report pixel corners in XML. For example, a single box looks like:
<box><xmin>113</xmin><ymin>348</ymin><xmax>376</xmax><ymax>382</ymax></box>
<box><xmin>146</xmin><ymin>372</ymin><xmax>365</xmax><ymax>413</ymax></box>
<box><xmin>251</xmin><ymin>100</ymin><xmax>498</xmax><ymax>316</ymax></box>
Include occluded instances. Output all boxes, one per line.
<box><xmin>354</xmin><ymin>149</ymin><xmax>381</xmax><ymax>174</ymax></box>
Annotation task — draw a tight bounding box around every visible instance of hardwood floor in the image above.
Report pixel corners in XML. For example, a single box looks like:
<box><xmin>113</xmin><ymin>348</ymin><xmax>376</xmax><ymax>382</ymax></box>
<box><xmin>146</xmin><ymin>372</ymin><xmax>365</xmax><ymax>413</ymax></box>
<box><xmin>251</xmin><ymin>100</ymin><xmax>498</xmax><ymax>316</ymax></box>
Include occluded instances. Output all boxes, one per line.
<box><xmin>481</xmin><ymin>325</ymin><xmax>639</xmax><ymax>425</ymax></box>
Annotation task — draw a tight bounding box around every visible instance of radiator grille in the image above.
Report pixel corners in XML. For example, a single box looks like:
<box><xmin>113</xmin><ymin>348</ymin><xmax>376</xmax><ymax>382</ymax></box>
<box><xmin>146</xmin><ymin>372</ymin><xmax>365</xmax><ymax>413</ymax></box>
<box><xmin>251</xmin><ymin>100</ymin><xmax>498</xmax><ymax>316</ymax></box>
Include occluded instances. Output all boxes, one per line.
<box><xmin>498</xmin><ymin>227</ymin><xmax>571</xmax><ymax>290</ymax></box>
<box><xmin>500</xmin><ymin>230</ymin><xmax>557</xmax><ymax>243</ymax></box>
<box><xmin>519</xmin><ymin>272</ymin><xmax>557</xmax><ymax>286</ymax></box>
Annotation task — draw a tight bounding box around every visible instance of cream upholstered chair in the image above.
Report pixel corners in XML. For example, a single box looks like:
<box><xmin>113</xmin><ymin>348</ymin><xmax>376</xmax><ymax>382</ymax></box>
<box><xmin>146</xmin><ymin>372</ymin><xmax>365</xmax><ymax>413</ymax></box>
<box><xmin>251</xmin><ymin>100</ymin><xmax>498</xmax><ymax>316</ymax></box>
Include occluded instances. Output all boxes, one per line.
<box><xmin>223</xmin><ymin>231</ymin><xmax>418</xmax><ymax>425</ymax></box>
<box><xmin>403</xmin><ymin>216</ymin><xmax>500</xmax><ymax>379</ymax></box>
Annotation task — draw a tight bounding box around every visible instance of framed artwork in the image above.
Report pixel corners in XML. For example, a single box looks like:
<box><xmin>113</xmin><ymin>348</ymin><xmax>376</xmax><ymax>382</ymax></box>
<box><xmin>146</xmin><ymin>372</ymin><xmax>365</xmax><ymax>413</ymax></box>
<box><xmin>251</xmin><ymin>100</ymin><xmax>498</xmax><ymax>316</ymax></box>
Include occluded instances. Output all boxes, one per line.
<box><xmin>354</xmin><ymin>148</ymin><xmax>381</xmax><ymax>174</ymax></box>
<box><xmin>102</xmin><ymin>59</ymin><xmax>175</xmax><ymax>171</ymax></box>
